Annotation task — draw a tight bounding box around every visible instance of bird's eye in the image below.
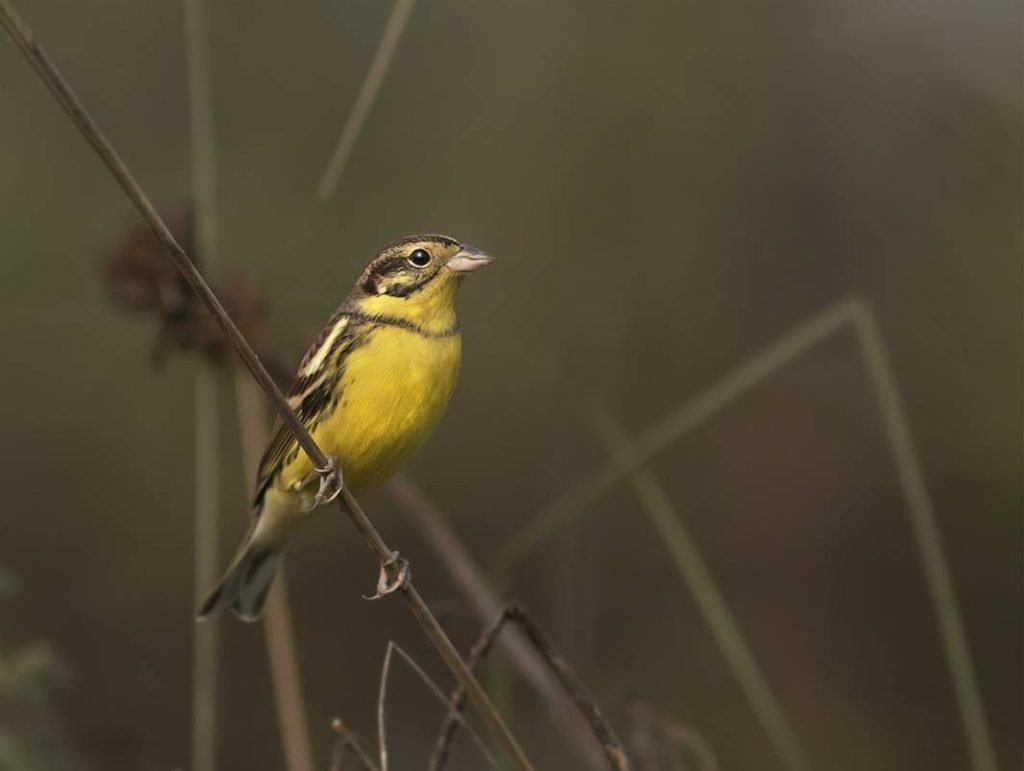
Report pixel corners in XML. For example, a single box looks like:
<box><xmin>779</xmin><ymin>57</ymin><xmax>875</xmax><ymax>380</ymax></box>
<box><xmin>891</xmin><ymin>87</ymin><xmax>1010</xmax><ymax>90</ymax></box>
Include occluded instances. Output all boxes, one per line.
<box><xmin>408</xmin><ymin>248</ymin><xmax>431</xmax><ymax>268</ymax></box>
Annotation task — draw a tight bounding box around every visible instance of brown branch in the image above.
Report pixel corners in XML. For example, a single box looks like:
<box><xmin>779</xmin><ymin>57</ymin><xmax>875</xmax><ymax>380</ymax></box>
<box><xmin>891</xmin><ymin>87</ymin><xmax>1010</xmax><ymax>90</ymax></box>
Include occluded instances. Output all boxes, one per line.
<box><xmin>431</xmin><ymin>604</ymin><xmax>633</xmax><ymax>771</ymax></box>
<box><xmin>387</xmin><ymin>474</ymin><xmax>608</xmax><ymax>769</ymax></box>
<box><xmin>0</xmin><ymin>6</ymin><xmax>534</xmax><ymax>771</ymax></box>
<box><xmin>329</xmin><ymin>718</ymin><xmax>380</xmax><ymax>771</ymax></box>
<box><xmin>428</xmin><ymin>607</ymin><xmax>511</xmax><ymax>771</ymax></box>
<box><xmin>382</xmin><ymin>642</ymin><xmax>498</xmax><ymax>770</ymax></box>
<box><xmin>507</xmin><ymin>607</ymin><xmax>631</xmax><ymax>771</ymax></box>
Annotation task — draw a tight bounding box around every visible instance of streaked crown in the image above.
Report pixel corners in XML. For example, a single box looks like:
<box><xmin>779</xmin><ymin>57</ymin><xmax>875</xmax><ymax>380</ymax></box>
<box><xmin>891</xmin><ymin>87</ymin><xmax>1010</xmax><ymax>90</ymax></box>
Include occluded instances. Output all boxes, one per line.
<box><xmin>358</xmin><ymin>235</ymin><xmax>457</xmax><ymax>298</ymax></box>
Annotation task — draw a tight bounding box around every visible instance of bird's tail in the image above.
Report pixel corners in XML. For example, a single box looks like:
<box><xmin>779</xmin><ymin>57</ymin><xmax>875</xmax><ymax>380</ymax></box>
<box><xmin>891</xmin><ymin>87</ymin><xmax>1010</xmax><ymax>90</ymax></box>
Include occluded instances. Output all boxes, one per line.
<box><xmin>197</xmin><ymin>523</ymin><xmax>283</xmax><ymax>622</ymax></box>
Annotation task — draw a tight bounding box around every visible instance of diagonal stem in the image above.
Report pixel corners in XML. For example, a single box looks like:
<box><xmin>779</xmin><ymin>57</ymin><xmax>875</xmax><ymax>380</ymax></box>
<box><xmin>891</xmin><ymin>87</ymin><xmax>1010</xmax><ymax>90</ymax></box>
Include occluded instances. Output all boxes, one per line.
<box><xmin>588</xmin><ymin>409</ymin><xmax>810</xmax><ymax>771</ymax></box>
<box><xmin>0</xmin><ymin>6</ymin><xmax>534</xmax><ymax>770</ymax></box>
<box><xmin>387</xmin><ymin>474</ymin><xmax>608</xmax><ymax>770</ymax></box>
<box><xmin>849</xmin><ymin>302</ymin><xmax>998</xmax><ymax>771</ymax></box>
<box><xmin>385</xmin><ymin>642</ymin><xmax>498</xmax><ymax>770</ymax></box>
<box><xmin>316</xmin><ymin>0</ymin><xmax>417</xmax><ymax>199</ymax></box>
<box><xmin>430</xmin><ymin>604</ymin><xmax>633</xmax><ymax>771</ymax></box>
<box><xmin>498</xmin><ymin>300</ymin><xmax>857</xmax><ymax>570</ymax></box>
<box><xmin>429</xmin><ymin>606</ymin><xmax>510</xmax><ymax>771</ymax></box>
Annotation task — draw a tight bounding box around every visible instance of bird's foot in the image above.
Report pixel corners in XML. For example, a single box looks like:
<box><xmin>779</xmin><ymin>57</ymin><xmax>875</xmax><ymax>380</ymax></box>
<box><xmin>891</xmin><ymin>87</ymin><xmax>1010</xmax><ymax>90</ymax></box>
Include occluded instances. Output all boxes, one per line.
<box><xmin>363</xmin><ymin>551</ymin><xmax>410</xmax><ymax>600</ymax></box>
<box><xmin>303</xmin><ymin>455</ymin><xmax>344</xmax><ymax>511</ymax></box>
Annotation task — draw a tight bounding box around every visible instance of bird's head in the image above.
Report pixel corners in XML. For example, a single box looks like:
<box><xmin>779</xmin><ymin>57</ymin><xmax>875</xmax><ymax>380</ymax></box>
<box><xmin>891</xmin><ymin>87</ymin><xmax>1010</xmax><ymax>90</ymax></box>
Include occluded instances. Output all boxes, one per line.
<box><xmin>352</xmin><ymin>235</ymin><xmax>493</xmax><ymax>330</ymax></box>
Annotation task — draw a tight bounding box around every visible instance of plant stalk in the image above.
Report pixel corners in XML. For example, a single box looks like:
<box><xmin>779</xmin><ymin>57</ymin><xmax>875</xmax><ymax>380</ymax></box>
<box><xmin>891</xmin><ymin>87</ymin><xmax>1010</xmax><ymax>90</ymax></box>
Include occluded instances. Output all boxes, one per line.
<box><xmin>183</xmin><ymin>1</ymin><xmax>221</xmax><ymax>769</ymax></box>
<box><xmin>0</xmin><ymin>6</ymin><xmax>535</xmax><ymax>770</ymax></box>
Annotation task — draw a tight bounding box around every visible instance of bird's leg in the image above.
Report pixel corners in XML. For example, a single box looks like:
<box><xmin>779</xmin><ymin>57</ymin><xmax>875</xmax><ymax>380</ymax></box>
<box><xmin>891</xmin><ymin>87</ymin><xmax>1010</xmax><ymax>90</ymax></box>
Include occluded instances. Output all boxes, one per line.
<box><xmin>300</xmin><ymin>455</ymin><xmax>345</xmax><ymax>511</ymax></box>
<box><xmin>313</xmin><ymin>455</ymin><xmax>345</xmax><ymax>507</ymax></box>
<box><xmin>363</xmin><ymin>551</ymin><xmax>410</xmax><ymax>600</ymax></box>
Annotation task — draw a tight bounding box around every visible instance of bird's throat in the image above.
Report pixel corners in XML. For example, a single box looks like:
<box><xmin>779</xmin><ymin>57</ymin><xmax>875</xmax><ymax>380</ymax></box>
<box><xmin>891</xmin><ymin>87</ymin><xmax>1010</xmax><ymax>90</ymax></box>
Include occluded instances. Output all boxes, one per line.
<box><xmin>354</xmin><ymin>271</ymin><xmax>461</xmax><ymax>335</ymax></box>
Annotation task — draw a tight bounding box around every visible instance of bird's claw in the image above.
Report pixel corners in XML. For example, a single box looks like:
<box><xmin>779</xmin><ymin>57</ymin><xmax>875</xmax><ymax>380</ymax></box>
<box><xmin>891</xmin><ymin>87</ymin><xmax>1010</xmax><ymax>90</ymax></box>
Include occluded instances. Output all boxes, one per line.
<box><xmin>363</xmin><ymin>551</ymin><xmax>410</xmax><ymax>600</ymax></box>
<box><xmin>304</xmin><ymin>455</ymin><xmax>344</xmax><ymax>511</ymax></box>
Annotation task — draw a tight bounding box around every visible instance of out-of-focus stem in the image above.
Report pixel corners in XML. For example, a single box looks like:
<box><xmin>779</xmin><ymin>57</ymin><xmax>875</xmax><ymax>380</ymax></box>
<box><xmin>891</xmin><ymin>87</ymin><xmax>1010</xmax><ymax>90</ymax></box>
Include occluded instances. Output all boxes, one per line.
<box><xmin>192</xmin><ymin>366</ymin><xmax>220</xmax><ymax>771</ymax></box>
<box><xmin>235</xmin><ymin>373</ymin><xmax>315</xmax><ymax>771</ymax></box>
<box><xmin>184</xmin><ymin>0</ymin><xmax>220</xmax><ymax>768</ymax></box>
<box><xmin>317</xmin><ymin>0</ymin><xmax>417</xmax><ymax>198</ymax></box>
<box><xmin>587</xmin><ymin>409</ymin><xmax>809</xmax><ymax>771</ymax></box>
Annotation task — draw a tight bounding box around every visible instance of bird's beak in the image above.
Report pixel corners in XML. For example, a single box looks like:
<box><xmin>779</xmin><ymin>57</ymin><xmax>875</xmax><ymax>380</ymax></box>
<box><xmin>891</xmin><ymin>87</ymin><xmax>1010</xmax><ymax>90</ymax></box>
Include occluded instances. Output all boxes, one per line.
<box><xmin>446</xmin><ymin>244</ymin><xmax>494</xmax><ymax>273</ymax></box>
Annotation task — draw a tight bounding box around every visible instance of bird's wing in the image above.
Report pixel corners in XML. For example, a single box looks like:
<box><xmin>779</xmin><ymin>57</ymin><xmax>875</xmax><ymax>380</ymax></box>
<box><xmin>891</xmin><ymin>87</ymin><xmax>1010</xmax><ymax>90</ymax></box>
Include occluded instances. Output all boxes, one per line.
<box><xmin>253</xmin><ymin>310</ymin><xmax>362</xmax><ymax>505</ymax></box>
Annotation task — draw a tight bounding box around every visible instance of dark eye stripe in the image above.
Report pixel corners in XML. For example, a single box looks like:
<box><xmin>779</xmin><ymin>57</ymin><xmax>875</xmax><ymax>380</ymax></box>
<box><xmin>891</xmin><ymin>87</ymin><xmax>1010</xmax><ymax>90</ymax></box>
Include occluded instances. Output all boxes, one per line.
<box><xmin>374</xmin><ymin>257</ymin><xmax>408</xmax><ymax>276</ymax></box>
<box><xmin>361</xmin><ymin>256</ymin><xmax>404</xmax><ymax>294</ymax></box>
<box><xmin>361</xmin><ymin>253</ymin><xmax>439</xmax><ymax>298</ymax></box>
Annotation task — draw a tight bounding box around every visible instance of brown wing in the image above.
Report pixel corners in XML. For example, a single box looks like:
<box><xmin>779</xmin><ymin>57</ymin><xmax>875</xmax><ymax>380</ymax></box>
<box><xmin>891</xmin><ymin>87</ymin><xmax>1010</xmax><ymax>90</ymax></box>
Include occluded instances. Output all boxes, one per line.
<box><xmin>252</xmin><ymin>311</ymin><xmax>363</xmax><ymax>505</ymax></box>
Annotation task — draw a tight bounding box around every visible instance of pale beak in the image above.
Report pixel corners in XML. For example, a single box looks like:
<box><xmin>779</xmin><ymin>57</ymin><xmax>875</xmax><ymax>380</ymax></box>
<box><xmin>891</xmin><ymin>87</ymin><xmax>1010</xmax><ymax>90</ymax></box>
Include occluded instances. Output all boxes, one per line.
<box><xmin>445</xmin><ymin>244</ymin><xmax>494</xmax><ymax>273</ymax></box>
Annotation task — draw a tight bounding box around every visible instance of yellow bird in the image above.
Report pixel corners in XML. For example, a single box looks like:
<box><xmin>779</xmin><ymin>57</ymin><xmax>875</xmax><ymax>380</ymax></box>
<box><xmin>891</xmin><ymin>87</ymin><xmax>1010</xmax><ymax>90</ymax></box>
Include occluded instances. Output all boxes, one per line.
<box><xmin>199</xmin><ymin>235</ymin><xmax>493</xmax><ymax>621</ymax></box>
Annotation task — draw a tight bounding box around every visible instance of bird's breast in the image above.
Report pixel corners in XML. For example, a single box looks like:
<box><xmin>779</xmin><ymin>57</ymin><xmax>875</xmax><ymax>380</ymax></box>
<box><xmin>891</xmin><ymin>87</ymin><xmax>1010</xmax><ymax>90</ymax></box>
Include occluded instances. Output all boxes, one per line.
<box><xmin>315</xmin><ymin>326</ymin><xmax>462</xmax><ymax>493</ymax></box>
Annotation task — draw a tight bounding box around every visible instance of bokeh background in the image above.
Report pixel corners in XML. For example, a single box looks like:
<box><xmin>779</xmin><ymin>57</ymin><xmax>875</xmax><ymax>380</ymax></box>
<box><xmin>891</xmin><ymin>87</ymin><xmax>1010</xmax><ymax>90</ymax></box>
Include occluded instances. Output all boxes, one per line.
<box><xmin>0</xmin><ymin>0</ymin><xmax>1020</xmax><ymax>769</ymax></box>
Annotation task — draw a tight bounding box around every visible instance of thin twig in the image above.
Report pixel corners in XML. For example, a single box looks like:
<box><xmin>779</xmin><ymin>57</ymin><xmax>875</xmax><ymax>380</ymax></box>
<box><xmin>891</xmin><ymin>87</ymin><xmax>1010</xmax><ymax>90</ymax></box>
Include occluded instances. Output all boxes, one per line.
<box><xmin>386</xmin><ymin>643</ymin><xmax>497</xmax><ymax>770</ymax></box>
<box><xmin>330</xmin><ymin>717</ymin><xmax>380</xmax><ymax>771</ymax></box>
<box><xmin>377</xmin><ymin>641</ymin><xmax>497</xmax><ymax>771</ymax></box>
<box><xmin>0</xmin><ymin>8</ymin><xmax>534</xmax><ymax>771</ymax></box>
<box><xmin>235</xmin><ymin>374</ymin><xmax>315</xmax><ymax>771</ymax></box>
<box><xmin>376</xmin><ymin>644</ymin><xmax>393</xmax><ymax>771</ymax></box>
<box><xmin>431</xmin><ymin>604</ymin><xmax>632</xmax><ymax>771</ymax></box>
<box><xmin>508</xmin><ymin>606</ymin><xmax>631</xmax><ymax>771</ymax></box>
<box><xmin>183</xmin><ymin>3</ymin><xmax>220</xmax><ymax>771</ymax></box>
<box><xmin>387</xmin><ymin>474</ymin><xmax>608</xmax><ymax>770</ymax></box>
<box><xmin>428</xmin><ymin>606</ymin><xmax>510</xmax><ymax>771</ymax></box>
<box><xmin>317</xmin><ymin>0</ymin><xmax>417</xmax><ymax>198</ymax></box>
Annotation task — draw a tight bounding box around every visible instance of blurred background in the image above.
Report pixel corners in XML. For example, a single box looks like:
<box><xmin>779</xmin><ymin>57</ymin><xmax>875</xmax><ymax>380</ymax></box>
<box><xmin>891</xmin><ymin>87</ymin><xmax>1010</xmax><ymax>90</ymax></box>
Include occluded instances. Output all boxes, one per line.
<box><xmin>0</xmin><ymin>0</ymin><xmax>1020</xmax><ymax>769</ymax></box>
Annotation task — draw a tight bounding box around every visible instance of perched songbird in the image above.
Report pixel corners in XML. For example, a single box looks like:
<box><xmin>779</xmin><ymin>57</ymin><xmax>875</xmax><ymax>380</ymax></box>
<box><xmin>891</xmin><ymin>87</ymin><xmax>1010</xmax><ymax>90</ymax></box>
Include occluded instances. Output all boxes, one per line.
<box><xmin>198</xmin><ymin>235</ymin><xmax>493</xmax><ymax>621</ymax></box>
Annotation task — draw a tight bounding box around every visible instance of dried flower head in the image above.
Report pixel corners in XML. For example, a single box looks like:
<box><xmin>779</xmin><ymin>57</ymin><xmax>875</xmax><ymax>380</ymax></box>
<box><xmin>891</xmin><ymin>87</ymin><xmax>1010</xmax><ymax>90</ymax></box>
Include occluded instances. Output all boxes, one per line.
<box><xmin>99</xmin><ymin>204</ymin><xmax>285</xmax><ymax>382</ymax></box>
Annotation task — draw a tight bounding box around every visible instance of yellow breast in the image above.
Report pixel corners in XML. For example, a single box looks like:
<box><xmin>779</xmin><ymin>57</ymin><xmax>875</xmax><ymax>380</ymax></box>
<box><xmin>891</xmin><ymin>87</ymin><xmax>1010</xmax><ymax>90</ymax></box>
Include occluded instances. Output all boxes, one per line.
<box><xmin>282</xmin><ymin>325</ymin><xmax>461</xmax><ymax>495</ymax></box>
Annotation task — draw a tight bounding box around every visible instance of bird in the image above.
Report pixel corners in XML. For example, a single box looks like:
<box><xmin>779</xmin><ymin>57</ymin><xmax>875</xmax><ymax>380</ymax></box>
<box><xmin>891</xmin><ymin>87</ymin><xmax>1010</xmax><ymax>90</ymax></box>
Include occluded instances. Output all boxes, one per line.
<box><xmin>198</xmin><ymin>234</ymin><xmax>493</xmax><ymax>621</ymax></box>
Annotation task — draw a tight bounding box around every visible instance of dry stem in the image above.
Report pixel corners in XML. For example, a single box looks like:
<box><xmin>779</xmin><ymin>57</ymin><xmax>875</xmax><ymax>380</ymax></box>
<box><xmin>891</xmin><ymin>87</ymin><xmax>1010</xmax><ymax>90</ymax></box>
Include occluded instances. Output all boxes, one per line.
<box><xmin>0</xmin><ymin>6</ymin><xmax>533</xmax><ymax>770</ymax></box>
<box><xmin>373</xmin><ymin>642</ymin><xmax>496</xmax><ymax>771</ymax></box>
<box><xmin>428</xmin><ymin>604</ymin><xmax>509</xmax><ymax>771</ymax></box>
<box><xmin>431</xmin><ymin>604</ymin><xmax>632</xmax><ymax>771</ymax></box>
<box><xmin>388</xmin><ymin>474</ymin><xmax>608</xmax><ymax>770</ymax></box>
